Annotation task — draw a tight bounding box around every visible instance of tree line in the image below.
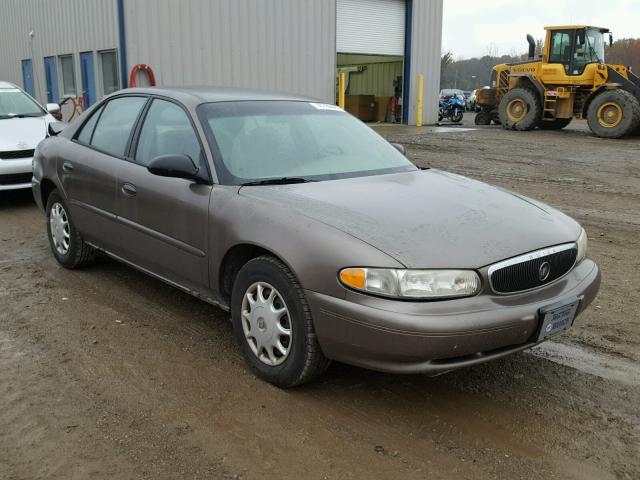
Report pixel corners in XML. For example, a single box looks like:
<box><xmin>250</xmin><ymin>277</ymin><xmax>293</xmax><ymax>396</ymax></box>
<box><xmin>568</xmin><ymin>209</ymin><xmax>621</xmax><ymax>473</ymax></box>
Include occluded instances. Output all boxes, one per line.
<box><xmin>440</xmin><ymin>38</ymin><xmax>640</xmax><ymax>91</ymax></box>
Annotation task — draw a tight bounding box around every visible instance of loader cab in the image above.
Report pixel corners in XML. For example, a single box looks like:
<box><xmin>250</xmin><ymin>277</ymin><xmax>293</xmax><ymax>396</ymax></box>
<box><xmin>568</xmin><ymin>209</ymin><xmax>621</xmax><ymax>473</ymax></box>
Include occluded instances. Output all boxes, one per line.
<box><xmin>544</xmin><ymin>26</ymin><xmax>609</xmax><ymax>76</ymax></box>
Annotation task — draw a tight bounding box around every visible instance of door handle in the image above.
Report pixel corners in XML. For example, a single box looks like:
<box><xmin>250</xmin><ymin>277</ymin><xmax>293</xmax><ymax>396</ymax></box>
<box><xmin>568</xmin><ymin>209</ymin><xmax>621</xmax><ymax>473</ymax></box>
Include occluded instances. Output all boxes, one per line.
<box><xmin>62</xmin><ymin>161</ymin><xmax>74</xmax><ymax>172</ymax></box>
<box><xmin>121</xmin><ymin>183</ymin><xmax>137</xmax><ymax>197</ymax></box>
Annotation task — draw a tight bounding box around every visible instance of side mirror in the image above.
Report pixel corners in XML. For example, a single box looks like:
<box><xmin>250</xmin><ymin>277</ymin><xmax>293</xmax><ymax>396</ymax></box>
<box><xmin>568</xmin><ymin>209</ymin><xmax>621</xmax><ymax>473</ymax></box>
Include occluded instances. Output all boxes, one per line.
<box><xmin>47</xmin><ymin>121</ymin><xmax>66</xmax><ymax>136</ymax></box>
<box><xmin>46</xmin><ymin>103</ymin><xmax>60</xmax><ymax>114</ymax></box>
<box><xmin>147</xmin><ymin>154</ymin><xmax>204</xmax><ymax>183</ymax></box>
<box><xmin>46</xmin><ymin>103</ymin><xmax>62</xmax><ymax>121</ymax></box>
<box><xmin>390</xmin><ymin>142</ymin><xmax>406</xmax><ymax>156</ymax></box>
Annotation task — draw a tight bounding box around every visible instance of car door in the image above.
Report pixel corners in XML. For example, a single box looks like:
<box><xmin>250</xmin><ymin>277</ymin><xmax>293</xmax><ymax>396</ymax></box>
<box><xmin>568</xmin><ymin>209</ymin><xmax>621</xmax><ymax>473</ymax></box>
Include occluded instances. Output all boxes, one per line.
<box><xmin>61</xmin><ymin>96</ymin><xmax>148</xmax><ymax>252</ymax></box>
<box><xmin>116</xmin><ymin>97</ymin><xmax>212</xmax><ymax>294</ymax></box>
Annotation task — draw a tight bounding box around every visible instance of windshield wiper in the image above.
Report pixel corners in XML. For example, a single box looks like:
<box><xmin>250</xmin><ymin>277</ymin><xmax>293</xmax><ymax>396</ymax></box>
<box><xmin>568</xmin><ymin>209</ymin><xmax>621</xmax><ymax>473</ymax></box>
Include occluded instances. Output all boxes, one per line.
<box><xmin>240</xmin><ymin>177</ymin><xmax>316</xmax><ymax>186</ymax></box>
<box><xmin>2</xmin><ymin>113</ymin><xmax>43</xmax><ymax>119</ymax></box>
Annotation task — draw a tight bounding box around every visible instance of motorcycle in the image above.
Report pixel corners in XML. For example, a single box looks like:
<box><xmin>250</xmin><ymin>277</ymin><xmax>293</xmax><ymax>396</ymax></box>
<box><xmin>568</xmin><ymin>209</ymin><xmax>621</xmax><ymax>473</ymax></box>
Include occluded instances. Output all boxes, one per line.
<box><xmin>438</xmin><ymin>94</ymin><xmax>465</xmax><ymax>123</ymax></box>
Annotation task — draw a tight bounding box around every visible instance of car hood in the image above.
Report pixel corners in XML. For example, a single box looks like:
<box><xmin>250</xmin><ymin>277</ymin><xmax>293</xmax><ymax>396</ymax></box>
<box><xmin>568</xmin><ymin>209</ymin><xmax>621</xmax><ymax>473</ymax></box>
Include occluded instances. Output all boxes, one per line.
<box><xmin>239</xmin><ymin>170</ymin><xmax>581</xmax><ymax>269</ymax></box>
<box><xmin>0</xmin><ymin>116</ymin><xmax>48</xmax><ymax>151</ymax></box>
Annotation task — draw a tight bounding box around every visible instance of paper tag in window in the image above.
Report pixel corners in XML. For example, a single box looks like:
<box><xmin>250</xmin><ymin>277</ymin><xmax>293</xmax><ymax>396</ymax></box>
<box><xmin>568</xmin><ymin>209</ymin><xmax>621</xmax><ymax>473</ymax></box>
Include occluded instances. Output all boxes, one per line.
<box><xmin>309</xmin><ymin>103</ymin><xmax>343</xmax><ymax>111</ymax></box>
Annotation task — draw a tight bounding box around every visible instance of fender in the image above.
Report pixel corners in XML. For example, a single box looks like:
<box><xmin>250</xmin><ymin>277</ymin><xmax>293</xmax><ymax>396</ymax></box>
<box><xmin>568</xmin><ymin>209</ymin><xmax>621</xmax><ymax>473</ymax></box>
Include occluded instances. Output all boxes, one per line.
<box><xmin>582</xmin><ymin>67</ymin><xmax>640</xmax><ymax>117</ymax></box>
<box><xmin>509</xmin><ymin>74</ymin><xmax>545</xmax><ymax>98</ymax></box>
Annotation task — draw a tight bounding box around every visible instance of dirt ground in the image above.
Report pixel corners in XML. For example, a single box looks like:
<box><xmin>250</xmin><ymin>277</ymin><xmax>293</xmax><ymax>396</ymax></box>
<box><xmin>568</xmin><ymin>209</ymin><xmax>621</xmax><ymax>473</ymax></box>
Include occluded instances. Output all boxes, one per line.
<box><xmin>1</xmin><ymin>116</ymin><xmax>639</xmax><ymax>480</ymax></box>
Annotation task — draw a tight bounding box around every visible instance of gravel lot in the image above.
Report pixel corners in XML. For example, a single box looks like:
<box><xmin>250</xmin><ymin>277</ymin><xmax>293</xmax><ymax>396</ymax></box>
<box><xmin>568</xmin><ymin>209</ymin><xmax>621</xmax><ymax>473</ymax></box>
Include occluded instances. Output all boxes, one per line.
<box><xmin>1</xmin><ymin>116</ymin><xmax>639</xmax><ymax>479</ymax></box>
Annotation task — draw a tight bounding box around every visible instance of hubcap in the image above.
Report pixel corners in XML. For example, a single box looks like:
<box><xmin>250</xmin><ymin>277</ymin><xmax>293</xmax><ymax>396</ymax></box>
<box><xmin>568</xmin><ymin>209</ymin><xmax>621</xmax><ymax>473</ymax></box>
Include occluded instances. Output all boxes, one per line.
<box><xmin>49</xmin><ymin>202</ymin><xmax>70</xmax><ymax>255</ymax></box>
<box><xmin>241</xmin><ymin>282</ymin><xmax>292</xmax><ymax>366</ymax></box>
<box><xmin>597</xmin><ymin>101</ymin><xmax>623</xmax><ymax>128</ymax></box>
<box><xmin>507</xmin><ymin>98</ymin><xmax>528</xmax><ymax>122</ymax></box>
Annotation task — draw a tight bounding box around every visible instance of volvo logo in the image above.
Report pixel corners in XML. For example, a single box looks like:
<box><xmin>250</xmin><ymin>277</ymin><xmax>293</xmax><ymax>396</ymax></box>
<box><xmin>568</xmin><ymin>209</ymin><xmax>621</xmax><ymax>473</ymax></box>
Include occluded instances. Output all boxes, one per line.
<box><xmin>539</xmin><ymin>261</ymin><xmax>551</xmax><ymax>281</ymax></box>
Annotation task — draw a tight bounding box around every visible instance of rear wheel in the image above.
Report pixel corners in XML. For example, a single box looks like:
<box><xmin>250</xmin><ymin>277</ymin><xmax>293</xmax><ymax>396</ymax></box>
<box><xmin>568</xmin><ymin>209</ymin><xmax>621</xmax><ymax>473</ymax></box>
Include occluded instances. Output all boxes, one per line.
<box><xmin>499</xmin><ymin>87</ymin><xmax>541</xmax><ymax>131</ymax></box>
<box><xmin>587</xmin><ymin>90</ymin><xmax>640</xmax><ymax>138</ymax></box>
<box><xmin>538</xmin><ymin>118</ymin><xmax>572</xmax><ymax>130</ymax></box>
<box><xmin>45</xmin><ymin>190</ymin><xmax>96</xmax><ymax>269</ymax></box>
<box><xmin>474</xmin><ymin>111</ymin><xmax>491</xmax><ymax>125</ymax></box>
<box><xmin>231</xmin><ymin>256</ymin><xmax>330</xmax><ymax>388</ymax></box>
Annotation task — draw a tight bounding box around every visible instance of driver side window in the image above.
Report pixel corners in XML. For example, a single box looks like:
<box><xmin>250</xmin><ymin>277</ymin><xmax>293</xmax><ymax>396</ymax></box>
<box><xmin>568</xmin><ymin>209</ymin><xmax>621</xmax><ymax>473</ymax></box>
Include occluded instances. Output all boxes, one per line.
<box><xmin>549</xmin><ymin>31</ymin><xmax>574</xmax><ymax>72</ymax></box>
<box><xmin>135</xmin><ymin>99</ymin><xmax>202</xmax><ymax>168</ymax></box>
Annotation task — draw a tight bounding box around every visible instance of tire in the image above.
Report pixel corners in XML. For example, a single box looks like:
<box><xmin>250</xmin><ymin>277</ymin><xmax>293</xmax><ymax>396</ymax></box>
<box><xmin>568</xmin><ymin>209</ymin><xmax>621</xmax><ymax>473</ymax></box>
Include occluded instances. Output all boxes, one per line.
<box><xmin>586</xmin><ymin>90</ymin><xmax>640</xmax><ymax>139</ymax></box>
<box><xmin>45</xmin><ymin>190</ymin><xmax>96</xmax><ymax>269</ymax></box>
<box><xmin>474</xmin><ymin>111</ymin><xmax>491</xmax><ymax>125</ymax></box>
<box><xmin>450</xmin><ymin>111</ymin><xmax>464</xmax><ymax>123</ymax></box>
<box><xmin>499</xmin><ymin>87</ymin><xmax>542</xmax><ymax>131</ymax></box>
<box><xmin>231</xmin><ymin>255</ymin><xmax>330</xmax><ymax>388</ymax></box>
<box><xmin>538</xmin><ymin>118</ymin><xmax>572</xmax><ymax>130</ymax></box>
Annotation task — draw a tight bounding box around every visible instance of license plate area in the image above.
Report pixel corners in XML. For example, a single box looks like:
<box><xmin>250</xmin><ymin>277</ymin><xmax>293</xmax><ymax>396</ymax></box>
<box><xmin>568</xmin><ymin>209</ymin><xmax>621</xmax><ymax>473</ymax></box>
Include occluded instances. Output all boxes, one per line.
<box><xmin>537</xmin><ymin>300</ymin><xmax>580</xmax><ymax>341</ymax></box>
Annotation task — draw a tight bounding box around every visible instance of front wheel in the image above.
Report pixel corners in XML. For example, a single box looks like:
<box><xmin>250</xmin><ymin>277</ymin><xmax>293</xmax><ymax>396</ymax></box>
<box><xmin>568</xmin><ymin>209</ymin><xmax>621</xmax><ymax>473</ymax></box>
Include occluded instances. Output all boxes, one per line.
<box><xmin>586</xmin><ymin>90</ymin><xmax>640</xmax><ymax>138</ymax></box>
<box><xmin>450</xmin><ymin>110</ymin><xmax>464</xmax><ymax>123</ymax></box>
<box><xmin>231</xmin><ymin>256</ymin><xmax>330</xmax><ymax>388</ymax></box>
<box><xmin>46</xmin><ymin>190</ymin><xmax>96</xmax><ymax>269</ymax></box>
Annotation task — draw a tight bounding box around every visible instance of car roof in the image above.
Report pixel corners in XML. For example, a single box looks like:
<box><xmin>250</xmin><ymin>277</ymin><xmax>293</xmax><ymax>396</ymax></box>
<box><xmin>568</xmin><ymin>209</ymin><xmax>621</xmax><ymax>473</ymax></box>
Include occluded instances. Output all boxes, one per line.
<box><xmin>0</xmin><ymin>81</ymin><xmax>19</xmax><ymax>89</ymax></box>
<box><xmin>114</xmin><ymin>86</ymin><xmax>317</xmax><ymax>106</ymax></box>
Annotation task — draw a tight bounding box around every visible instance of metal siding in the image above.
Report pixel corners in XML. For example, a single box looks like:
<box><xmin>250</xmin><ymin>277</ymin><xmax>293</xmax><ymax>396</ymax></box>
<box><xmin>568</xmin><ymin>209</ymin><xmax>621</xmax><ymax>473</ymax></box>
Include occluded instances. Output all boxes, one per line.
<box><xmin>0</xmin><ymin>0</ymin><xmax>119</xmax><ymax>105</ymax></box>
<box><xmin>124</xmin><ymin>0</ymin><xmax>337</xmax><ymax>103</ymax></box>
<box><xmin>337</xmin><ymin>0</ymin><xmax>406</xmax><ymax>56</ymax></box>
<box><xmin>408</xmin><ymin>0</ymin><xmax>443</xmax><ymax>125</ymax></box>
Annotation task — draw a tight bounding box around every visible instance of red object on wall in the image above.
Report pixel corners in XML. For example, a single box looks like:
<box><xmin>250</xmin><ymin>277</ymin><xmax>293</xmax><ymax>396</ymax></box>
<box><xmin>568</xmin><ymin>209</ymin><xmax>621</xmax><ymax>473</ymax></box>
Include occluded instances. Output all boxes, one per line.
<box><xmin>129</xmin><ymin>64</ymin><xmax>156</xmax><ymax>87</ymax></box>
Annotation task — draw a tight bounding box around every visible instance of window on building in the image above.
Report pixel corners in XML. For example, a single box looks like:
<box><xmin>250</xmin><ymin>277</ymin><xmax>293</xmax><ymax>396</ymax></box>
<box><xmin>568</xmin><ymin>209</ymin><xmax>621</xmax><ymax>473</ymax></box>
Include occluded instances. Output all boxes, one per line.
<box><xmin>90</xmin><ymin>96</ymin><xmax>147</xmax><ymax>157</ymax></box>
<box><xmin>99</xmin><ymin>50</ymin><xmax>119</xmax><ymax>95</ymax></box>
<box><xmin>59</xmin><ymin>55</ymin><xmax>76</xmax><ymax>97</ymax></box>
<box><xmin>135</xmin><ymin>99</ymin><xmax>202</xmax><ymax>167</ymax></box>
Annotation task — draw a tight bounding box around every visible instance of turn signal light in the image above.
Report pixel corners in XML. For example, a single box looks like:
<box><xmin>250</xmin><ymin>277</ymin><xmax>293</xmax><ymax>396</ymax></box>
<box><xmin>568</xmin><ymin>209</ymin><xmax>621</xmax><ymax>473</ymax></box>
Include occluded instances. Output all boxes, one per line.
<box><xmin>339</xmin><ymin>268</ymin><xmax>366</xmax><ymax>289</ymax></box>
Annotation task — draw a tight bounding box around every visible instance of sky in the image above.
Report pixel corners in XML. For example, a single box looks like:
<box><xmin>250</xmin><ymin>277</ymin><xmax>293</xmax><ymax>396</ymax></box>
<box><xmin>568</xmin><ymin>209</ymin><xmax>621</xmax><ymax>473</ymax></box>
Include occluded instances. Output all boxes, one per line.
<box><xmin>442</xmin><ymin>0</ymin><xmax>640</xmax><ymax>59</ymax></box>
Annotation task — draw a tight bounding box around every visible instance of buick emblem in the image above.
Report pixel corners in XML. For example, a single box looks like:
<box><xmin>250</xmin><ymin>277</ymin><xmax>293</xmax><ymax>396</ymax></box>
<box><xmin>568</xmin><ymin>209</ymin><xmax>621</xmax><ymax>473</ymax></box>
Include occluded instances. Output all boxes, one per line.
<box><xmin>539</xmin><ymin>261</ymin><xmax>551</xmax><ymax>281</ymax></box>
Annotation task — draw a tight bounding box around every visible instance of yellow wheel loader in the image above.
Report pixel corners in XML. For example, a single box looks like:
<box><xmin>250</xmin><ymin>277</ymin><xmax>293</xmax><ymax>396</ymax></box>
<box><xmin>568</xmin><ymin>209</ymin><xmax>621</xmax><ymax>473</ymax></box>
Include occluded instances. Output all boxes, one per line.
<box><xmin>475</xmin><ymin>26</ymin><xmax>640</xmax><ymax>138</ymax></box>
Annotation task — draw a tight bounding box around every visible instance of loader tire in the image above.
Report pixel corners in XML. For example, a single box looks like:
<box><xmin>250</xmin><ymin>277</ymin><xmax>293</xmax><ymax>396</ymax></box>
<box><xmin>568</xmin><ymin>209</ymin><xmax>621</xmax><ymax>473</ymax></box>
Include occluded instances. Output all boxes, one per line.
<box><xmin>538</xmin><ymin>118</ymin><xmax>572</xmax><ymax>130</ymax></box>
<box><xmin>587</xmin><ymin>90</ymin><xmax>640</xmax><ymax>139</ymax></box>
<box><xmin>499</xmin><ymin>87</ymin><xmax>541</xmax><ymax>131</ymax></box>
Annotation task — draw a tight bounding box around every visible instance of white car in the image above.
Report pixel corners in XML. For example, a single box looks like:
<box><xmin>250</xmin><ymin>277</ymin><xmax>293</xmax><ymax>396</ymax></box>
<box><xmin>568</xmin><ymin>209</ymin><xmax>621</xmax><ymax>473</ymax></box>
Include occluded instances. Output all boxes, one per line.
<box><xmin>0</xmin><ymin>81</ymin><xmax>60</xmax><ymax>191</ymax></box>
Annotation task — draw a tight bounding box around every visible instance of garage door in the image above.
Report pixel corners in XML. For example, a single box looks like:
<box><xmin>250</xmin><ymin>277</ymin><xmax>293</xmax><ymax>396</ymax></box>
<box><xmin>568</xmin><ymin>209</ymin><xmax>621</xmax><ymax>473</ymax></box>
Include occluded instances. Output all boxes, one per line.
<box><xmin>337</xmin><ymin>0</ymin><xmax>406</xmax><ymax>56</ymax></box>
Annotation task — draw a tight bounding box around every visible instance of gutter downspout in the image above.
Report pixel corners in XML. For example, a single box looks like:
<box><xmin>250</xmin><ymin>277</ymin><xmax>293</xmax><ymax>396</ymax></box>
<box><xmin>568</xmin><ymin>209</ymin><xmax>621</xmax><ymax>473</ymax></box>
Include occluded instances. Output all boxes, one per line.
<box><xmin>402</xmin><ymin>0</ymin><xmax>413</xmax><ymax>124</ymax></box>
<box><xmin>117</xmin><ymin>0</ymin><xmax>128</xmax><ymax>88</ymax></box>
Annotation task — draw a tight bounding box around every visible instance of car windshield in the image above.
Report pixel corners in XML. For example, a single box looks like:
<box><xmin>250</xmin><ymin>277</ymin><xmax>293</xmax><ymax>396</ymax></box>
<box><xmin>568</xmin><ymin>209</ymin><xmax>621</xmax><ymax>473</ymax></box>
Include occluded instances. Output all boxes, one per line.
<box><xmin>0</xmin><ymin>88</ymin><xmax>45</xmax><ymax>119</ymax></box>
<box><xmin>198</xmin><ymin>101</ymin><xmax>417</xmax><ymax>184</ymax></box>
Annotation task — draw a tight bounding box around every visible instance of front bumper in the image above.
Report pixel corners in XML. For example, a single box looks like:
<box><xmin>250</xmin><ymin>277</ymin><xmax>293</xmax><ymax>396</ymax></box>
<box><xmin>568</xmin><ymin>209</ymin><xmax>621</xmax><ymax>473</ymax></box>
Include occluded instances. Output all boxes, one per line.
<box><xmin>0</xmin><ymin>157</ymin><xmax>33</xmax><ymax>191</ymax></box>
<box><xmin>307</xmin><ymin>259</ymin><xmax>600</xmax><ymax>374</ymax></box>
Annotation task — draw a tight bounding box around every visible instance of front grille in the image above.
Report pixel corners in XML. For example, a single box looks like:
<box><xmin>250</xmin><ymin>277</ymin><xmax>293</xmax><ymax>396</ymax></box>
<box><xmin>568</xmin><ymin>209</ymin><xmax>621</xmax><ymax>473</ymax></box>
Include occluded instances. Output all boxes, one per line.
<box><xmin>0</xmin><ymin>172</ymin><xmax>33</xmax><ymax>185</ymax></box>
<box><xmin>0</xmin><ymin>149</ymin><xmax>35</xmax><ymax>159</ymax></box>
<box><xmin>489</xmin><ymin>244</ymin><xmax>578</xmax><ymax>294</ymax></box>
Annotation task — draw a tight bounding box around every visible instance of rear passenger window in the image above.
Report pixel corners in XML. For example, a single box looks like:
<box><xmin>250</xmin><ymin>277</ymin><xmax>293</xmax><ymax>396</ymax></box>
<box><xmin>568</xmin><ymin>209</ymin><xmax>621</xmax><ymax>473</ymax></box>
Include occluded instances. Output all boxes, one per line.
<box><xmin>76</xmin><ymin>104</ymin><xmax>104</xmax><ymax>145</ymax></box>
<box><xmin>90</xmin><ymin>96</ymin><xmax>147</xmax><ymax>157</ymax></box>
<box><xmin>135</xmin><ymin>99</ymin><xmax>202</xmax><ymax>167</ymax></box>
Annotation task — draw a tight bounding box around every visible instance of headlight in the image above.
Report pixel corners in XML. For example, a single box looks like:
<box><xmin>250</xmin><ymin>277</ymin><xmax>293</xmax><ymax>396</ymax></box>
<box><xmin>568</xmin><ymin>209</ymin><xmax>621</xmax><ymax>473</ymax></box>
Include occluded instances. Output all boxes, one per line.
<box><xmin>576</xmin><ymin>228</ymin><xmax>588</xmax><ymax>263</ymax></box>
<box><xmin>339</xmin><ymin>268</ymin><xmax>481</xmax><ymax>299</ymax></box>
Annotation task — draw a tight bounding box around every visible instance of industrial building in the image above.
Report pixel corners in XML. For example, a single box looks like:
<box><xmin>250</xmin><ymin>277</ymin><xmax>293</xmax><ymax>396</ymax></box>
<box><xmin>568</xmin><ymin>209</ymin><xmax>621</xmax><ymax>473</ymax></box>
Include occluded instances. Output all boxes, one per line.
<box><xmin>0</xmin><ymin>0</ymin><xmax>443</xmax><ymax>124</ymax></box>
